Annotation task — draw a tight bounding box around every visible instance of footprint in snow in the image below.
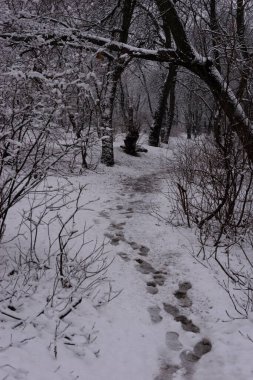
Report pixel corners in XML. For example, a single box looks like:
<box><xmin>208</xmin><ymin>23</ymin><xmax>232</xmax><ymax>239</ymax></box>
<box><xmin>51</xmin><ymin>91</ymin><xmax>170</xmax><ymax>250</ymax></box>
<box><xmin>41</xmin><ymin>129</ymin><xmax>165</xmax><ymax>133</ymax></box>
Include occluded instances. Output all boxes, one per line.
<box><xmin>154</xmin><ymin>364</ymin><xmax>180</xmax><ymax>380</ymax></box>
<box><xmin>163</xmin><ymin>303</ymin><xmax>180</xmax><ymax>318</ymax></box>
<box><xmin>128</xmin><ymin>241</ymin><xmax>150</xmax><ymax>257</ymax></box>
<box><xmin>153</xmin><ymin>272</ymin><xmax>166</xmax><ymax>286</ymax></box>
<box><xmin>179</xmin><ymin>282</ymin><xmax>192</xmax><ymax>292</ymax></box>
<box><xmin>139</xmin><ymin>245</ymin><xmax>150</xmax><ymax>256</ymax></box>
<box><xmin>163</xmin><ymin>303</ymin><xmax>200</xmax><ymax>333</ymax></box>
<box><xmin>99</xmin><ymin>210</ymin><xmax>110</xmax><ymax>219</ymax></box>
<box><xmin>175</xmin><ymin>315</ymin><xmax>200</xmax><ymax>333</ymax></box>
<box><xmin>128</xmin><ymin>241</ymin><xmax>140</xmax><ymax>250</ymax></box>
<box><xmin>109</xmin><ymin>221</ymin><xmax>126</xmax><ymax>231</ymax></box>
<box><xmin>165</xmin><ymin>331</ymin><xmax>183</xmax><ymax>351</ymax></box>
<box><xmin>174</xmin><ymin>281</ymin><xmax>193</xmax><ymax>308</ymax></box>
<box><xmin>135</xmin><ymin>258</ymin><xmax>155</xmax><ymax>274</ymax></box>
<box><xmin>104</xmin><ymin>231</ymin><xmax>126</xmax><ymax>246</ymax></box>
<box><xmin>179</xmin><ymin>338</ymin><xmax>212</xmax><ymax>378</ymax></box>
<box><xmin>148</xmin><ymin>306</ymin><xmax>163</xmax><ymax>323</ymax></box>
<box><xmin>155</xmin><ymin>332</ymin><xmax>211</xmax><ymax>379</ymax></box>
<box><xmin>155</xmin><ymin>337</ymin><xmax>212</xmax><ymax>380</ymax></box>
<box><xmin>120</xmin><ymin>207</ymin><xmax>134</xmax><ymax>216</ymax></box>
<box><xmin>146</xmin><ymin>281</ymin><xmax>159</xmax><ymax>295</ymax></box>
<box><xmin>193</xmin><ymin>338</ymin><xmax>212</xmax><ymax>358</ymax></box>
<box><xmin>117</xmin><ymin>252</ymin><xmax>131</xmax><ymax>262</ymax></box>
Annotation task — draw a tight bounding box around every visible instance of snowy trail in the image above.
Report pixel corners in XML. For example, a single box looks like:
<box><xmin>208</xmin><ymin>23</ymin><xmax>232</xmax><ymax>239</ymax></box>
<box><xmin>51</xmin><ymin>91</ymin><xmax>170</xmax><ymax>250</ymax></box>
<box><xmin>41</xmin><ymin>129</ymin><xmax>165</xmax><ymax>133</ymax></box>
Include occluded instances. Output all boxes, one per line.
<box><xmin>1</xmin><ymin>142</ymin><xmax>253</xmax><ymax>380</ymax></box>
<box><xmin>90</xmin><ymin>150</ymin><xmax>213</xmax><ymax>380</ymax></box>
<box><xmin>85</xmin><ymin>143</ymin><xmax>253</xmax><ymax>380</ymax></box>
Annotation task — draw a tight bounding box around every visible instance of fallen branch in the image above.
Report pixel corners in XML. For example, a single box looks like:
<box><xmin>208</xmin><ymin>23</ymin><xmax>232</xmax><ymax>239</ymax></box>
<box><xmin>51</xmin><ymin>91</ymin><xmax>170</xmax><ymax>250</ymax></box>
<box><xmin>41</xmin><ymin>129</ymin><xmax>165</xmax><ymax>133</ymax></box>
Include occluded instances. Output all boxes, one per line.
<box><xmin>0</xmin><ymin>307</ymin><xmax>23</xmax><ymax>321</ymax></box>
<box><xmin>58</xmin><ymin>297</ymin><xmax>82</xmax><ymax>320</ymax></box>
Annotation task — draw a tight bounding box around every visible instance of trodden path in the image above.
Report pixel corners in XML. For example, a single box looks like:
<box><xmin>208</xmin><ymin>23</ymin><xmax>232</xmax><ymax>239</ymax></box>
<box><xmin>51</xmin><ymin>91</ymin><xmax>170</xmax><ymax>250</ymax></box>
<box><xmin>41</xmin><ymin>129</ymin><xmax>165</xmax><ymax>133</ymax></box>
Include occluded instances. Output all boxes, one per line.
<box><xmin>93</xmin><ymin>146</ymin><xmax>213</xmax><ymax>380</ymax></box>
<box><xmin>1</xmin><ymin>142</ymin><xmax>252</xmax><ymax>380</ymax></box>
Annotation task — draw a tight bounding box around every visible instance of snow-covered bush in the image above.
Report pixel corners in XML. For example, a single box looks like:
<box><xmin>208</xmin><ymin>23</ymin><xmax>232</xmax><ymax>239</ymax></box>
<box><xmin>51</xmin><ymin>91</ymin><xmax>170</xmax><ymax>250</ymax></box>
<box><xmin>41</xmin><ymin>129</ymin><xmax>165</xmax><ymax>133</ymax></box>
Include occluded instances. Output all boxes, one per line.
<box><xmin>0</xmin><ymin>180</ymin><xmax>113</xmax><ymax>358</ymax></box>
<box><xmin>0</xmin><ymin>43</ymin><xmax>112</xmax><ymax>357</ymax></box>
<box><xmin>0</xmin><ymin>43</ymin><xmax>105</xmax><ymax>240</ymax></box>
<box><xmin>167</xmin><ymin>135</ymin><xmax>253</xmax><ymax>317</ymax></box>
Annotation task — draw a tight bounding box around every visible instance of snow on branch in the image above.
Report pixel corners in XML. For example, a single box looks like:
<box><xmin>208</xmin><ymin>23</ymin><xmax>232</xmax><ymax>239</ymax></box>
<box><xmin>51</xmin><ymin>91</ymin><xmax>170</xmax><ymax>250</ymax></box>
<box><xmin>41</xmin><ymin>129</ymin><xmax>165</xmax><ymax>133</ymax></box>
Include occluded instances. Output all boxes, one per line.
<box><xmin>0</xmin><ymin>31</ymin><xmax>179</xmax><ymax>63</ymax></box>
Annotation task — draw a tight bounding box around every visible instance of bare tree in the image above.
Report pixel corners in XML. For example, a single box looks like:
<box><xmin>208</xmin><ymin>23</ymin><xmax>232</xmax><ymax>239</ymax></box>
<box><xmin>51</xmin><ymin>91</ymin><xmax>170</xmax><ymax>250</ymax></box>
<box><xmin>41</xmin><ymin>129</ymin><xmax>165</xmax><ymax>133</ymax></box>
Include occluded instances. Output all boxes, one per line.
<box><xmin>149</xmin><ymin>64</ymin><xmax>178</xmax><ymax>146</ymax></box>
<box><xmin>2</xmin><ymin>0</ymin><xmax>253</xmax><ymax>163</ymax></box>
<box><xmin>99</xmin><ymin>0</ymin><xmax>137</xmax><ymax>166</ymax></box>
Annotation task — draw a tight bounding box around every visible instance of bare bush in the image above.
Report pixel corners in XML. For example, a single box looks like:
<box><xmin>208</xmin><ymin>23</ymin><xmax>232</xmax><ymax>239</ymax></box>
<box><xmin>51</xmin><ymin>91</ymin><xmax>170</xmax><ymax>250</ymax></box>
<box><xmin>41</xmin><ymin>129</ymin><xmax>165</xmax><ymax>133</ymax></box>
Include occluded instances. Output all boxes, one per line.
<box><xmin>167</xmin><ymin>135</ymin><xmax>253</xmax><ymax>317</ymax></box>
<box><xmin>0</xmin><ymin>57</ymin><xmax>104</xmax><ymax>243</ymax></box>
<box><xmin>0</xmin><ymin>51</ymin><xmax>110</xmax><ymax>358</ymax></box>
<box><xmin>0</xmin><ymin>180</ymin><xmax>114</xmax><ymax>357</ymax></box>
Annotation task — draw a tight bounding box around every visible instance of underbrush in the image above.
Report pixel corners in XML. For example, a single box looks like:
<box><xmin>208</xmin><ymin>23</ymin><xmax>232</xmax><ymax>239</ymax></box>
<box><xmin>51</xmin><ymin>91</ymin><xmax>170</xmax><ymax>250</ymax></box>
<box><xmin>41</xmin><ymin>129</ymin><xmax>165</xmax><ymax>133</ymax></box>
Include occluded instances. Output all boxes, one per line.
<box><xmin>0</xmin><ymin>179</ymin><xmax>115</xmax><ymax>360</ymax></box>
<box><xmin>0</xmin><ymin>68</ymin><xmax>110</xmax><ymax>360</ymax></box>
<box><xmin>166</xmin><ymin>135</ymin><xmax>253</xmax><ymax>318</ymax></box>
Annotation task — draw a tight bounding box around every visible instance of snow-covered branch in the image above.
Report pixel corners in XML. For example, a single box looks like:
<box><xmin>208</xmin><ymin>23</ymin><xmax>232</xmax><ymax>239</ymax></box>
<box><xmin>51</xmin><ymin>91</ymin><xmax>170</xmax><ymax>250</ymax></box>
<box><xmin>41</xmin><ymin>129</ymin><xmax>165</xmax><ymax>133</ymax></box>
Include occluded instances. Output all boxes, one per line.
<box><xmin>0</xmin><ymin>31</ymin><xmax>179</xmax><ymax>63</ymax></box>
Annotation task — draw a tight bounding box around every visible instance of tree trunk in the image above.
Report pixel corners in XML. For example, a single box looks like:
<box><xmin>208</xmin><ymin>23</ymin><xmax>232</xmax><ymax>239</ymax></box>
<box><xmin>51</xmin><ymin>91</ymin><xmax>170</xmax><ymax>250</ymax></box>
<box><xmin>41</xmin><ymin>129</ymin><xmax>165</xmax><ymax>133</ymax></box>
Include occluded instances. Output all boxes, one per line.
<box><xmin>210</xmin><ymin>0</ymin><xmax>221</xmax><ymax>72</ymax></box>
<box><xmin>100</xmin><ymin>64</ymin><xmax>124</xmax><ymax>166</ymax></box>
<box><xmin>123</xmin><ymin>106</ymin><xmax>139</xmax><ymax>155</ymax></box>
<box><xmin>100</xmin><ymin>0</ymin><xmax>136</xmax><ymax>166</ymax></box>
<box><xmin>236</xmin><ymin>0</ymin><xmax>250</xmax><ymax>100</ymax></box>
<box><xmin>161</xmin><ymin>67</ymin><xmax>177</xmax><ymax>144</ymax></box>
<box><xmin>148</xmin><ymin>11</ymin><xmax>177</xmax><ymax>147</ymax></box>
<box><xmin>149</xmin><ymin>64</ymin><xmax>177</xmax><ymax>146</ymax></box>
<box><xmin>155</xmin><ymin>0</ymin><xmax>253</xmax><ymax>164</ymax></box>
<box><xmin>193</xmin><ymin>63</ymin><xmax>253</xmax><ymax>163</ymax></box>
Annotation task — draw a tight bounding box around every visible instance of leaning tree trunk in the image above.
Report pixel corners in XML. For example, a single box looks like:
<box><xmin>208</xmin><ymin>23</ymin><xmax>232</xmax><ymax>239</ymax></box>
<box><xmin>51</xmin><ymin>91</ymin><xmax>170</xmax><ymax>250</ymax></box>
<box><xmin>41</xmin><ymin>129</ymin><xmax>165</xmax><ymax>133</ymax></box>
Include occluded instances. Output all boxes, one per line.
<box><xmin>149</xmin><ymin>64</ymin><xmax>177</xmax><ymax>146</ymax></box>
<box><xmin>155</xmin><ymin>0</ymin><xmax>253</xmax><ymax>164</ymax></box>
<box><xmin>193</xmin><ymin>63</ymin><xmax>253</xmax><ymax>163</ymax></box>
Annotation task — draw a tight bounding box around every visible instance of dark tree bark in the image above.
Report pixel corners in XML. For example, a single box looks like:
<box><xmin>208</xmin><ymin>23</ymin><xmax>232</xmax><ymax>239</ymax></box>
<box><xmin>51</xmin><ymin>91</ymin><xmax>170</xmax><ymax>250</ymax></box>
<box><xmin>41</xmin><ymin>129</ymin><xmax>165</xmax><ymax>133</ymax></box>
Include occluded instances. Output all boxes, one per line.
<box><xmin>123</xmin><ymin>105</ymin><xmax>139</xmax><ymax>155</ymax></box>
<box><xmin>149</xmin><ymin>64</ymin><xmax>177</xmax><ymax>146</ymax></box>
<box><xmin>162</xmin><ymin>69</ymin><xmax>177</xmax><ymax>144</ymax></box>
<box><xmin>148</xmin><ymin>9</ymin><xmax>177</xmax><ymax>147</ymax></box>
<box><xmin>209</xmin><ymin>0</ymin><xmax>222</xmax><ymax>140</ymax></box>
<box><xmin>210</xmin><ymin>0</ymin><xmax>221</xmax><ymax>72</ymax></box>
<box><xmin>236</xmin><ymin>0</ymin><xmax>250</xmax><ymax>100</ymax></box>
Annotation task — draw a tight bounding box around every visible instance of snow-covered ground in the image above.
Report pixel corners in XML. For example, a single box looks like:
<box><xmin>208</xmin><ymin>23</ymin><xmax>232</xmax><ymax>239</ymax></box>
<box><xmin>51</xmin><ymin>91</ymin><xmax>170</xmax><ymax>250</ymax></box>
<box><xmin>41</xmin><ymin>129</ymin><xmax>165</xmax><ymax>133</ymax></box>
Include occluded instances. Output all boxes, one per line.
<box><xmin>0</xmin><ymin>137</ymin><xmax>253</xmax><ymax>380</ymax></box>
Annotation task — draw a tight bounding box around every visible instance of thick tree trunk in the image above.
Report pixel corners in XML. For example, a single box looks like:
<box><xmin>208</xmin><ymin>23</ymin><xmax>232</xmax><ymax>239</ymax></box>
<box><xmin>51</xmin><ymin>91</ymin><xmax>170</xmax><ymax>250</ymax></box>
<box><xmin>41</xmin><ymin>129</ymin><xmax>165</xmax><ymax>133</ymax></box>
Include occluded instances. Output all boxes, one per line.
<box><xmin>149</xmin><ymin>64</ymin><xmax>177</xmax><ymax>146</ymax></box>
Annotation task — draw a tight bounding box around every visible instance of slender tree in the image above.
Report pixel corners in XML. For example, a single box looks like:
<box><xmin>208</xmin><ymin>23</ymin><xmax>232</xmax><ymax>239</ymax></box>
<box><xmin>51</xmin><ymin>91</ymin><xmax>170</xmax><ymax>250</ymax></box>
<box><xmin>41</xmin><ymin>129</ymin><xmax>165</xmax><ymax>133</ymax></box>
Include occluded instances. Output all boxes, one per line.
<box><xmin>161</xmin><ymin>67</ymin><xmax>177</xmax><ymax>144</ymax></box>
<box><xmin>148</xmin><ymin>64</ymin><xmax>177</xmax><ymax>146</ymax></box>
<box><xmin>100</xmin><ymin>0</ymin><xmax>136</xmax><ymax>166</ymax></box>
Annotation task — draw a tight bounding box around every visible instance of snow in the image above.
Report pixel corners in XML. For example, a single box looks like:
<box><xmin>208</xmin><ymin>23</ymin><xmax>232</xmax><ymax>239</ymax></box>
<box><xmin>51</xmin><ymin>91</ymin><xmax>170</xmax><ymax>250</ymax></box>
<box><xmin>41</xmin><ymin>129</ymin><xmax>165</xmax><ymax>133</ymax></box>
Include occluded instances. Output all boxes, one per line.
<box><xmin>0</xmin><ymin>31</ymin><xmax>178</xmax><ymax>63</ymax></box>
<box><xmin>0</xmin><ymin>136</ymin><xmax>253</xmax><ymax>380</ymax></box>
